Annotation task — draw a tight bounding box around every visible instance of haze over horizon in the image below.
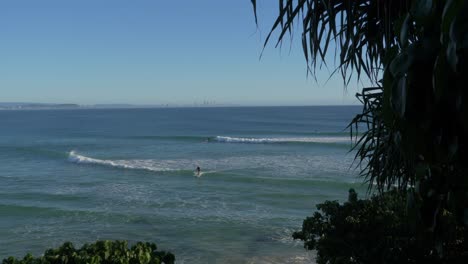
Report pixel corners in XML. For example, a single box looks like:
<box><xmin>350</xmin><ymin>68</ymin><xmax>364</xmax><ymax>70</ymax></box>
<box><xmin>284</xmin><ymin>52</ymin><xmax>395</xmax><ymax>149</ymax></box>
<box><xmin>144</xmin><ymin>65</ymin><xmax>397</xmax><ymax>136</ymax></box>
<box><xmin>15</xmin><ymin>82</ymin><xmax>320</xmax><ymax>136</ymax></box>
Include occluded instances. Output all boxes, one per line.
<box><xmin>1</xmin><ymin>0</ymin><xmax>363</xmax><ymax>105</ymax></box>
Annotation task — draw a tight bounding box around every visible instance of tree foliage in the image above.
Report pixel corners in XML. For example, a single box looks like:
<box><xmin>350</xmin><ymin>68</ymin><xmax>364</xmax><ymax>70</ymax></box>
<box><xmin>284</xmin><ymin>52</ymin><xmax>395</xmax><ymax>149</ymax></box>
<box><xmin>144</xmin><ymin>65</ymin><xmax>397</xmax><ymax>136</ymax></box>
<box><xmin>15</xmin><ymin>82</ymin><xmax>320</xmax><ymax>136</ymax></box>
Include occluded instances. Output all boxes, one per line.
<box><xmin>293</xmin><ymin>189</ymin><xmax>468</xmax><ymax>264</ymax></box>
<box><xmin>252</xmin><ymin>0</ymin><xmax>468</xmax><ymax>237</ymax></box>
<box><xmin>2</xmin><ymin>241</ymin><xmax>175</xmax><ymax>264</ymax></box>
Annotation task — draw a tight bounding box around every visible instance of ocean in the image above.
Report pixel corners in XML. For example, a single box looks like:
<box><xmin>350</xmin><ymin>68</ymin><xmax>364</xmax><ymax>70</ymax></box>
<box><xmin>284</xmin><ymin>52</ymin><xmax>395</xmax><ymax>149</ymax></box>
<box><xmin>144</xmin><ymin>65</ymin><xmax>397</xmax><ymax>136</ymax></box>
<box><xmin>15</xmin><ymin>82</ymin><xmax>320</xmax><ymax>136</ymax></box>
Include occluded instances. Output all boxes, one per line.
<box><xmin>0</xmin><ymin>106</ymin><xmax>366</xmax><ymax>263</ymax></box>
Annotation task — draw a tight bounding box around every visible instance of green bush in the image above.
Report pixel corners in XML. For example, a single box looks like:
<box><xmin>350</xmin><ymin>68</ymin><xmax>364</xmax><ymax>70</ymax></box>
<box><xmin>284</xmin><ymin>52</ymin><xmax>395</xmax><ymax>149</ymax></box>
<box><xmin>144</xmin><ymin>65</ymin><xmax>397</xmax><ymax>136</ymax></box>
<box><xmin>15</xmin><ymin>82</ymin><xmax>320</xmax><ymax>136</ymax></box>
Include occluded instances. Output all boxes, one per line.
<box><xmin>293</xmin><ymin>189</ymin><xmax>468</xmax><ymax>264</ymax></box>
<box><xmin>2</xmin><ymin>240</ymin><xmax>175</xmax><ymax>264</ymax></box>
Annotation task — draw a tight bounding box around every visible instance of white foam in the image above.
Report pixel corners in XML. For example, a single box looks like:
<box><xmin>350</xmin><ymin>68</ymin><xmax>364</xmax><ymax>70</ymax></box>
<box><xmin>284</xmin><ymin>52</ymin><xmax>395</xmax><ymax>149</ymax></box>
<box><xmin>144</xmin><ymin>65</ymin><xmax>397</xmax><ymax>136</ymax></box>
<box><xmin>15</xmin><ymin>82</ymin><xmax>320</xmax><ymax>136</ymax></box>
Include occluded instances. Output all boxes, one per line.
<box><xmin>214</xmin><ymin>136</ymin><xmax>350</xmax><ymax>144</ymax></box>
<box><xmin>68</xmin><ymin>151</ymin><xmax>174</xmax><ymax>172</ymax></box>
<box><xmin>192</xmin><ymin>170</ymin><xmax>216</xmax><ymax>177</ymax></box>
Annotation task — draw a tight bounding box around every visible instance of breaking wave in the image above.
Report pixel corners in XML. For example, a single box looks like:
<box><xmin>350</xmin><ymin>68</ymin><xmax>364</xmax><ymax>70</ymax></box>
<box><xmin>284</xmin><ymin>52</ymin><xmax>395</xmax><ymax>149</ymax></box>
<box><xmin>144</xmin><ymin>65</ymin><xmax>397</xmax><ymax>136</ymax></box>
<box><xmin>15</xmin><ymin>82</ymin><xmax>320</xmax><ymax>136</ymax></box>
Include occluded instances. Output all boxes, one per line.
<box><xmin>213</xmin><ymin>136</ymin><xmax>351</xmax><ymax>144</ymax></box>
<box><xmin>68</xmin><ymin>151</ymin><xmax>175</xmax><ymax>172</ymax></box>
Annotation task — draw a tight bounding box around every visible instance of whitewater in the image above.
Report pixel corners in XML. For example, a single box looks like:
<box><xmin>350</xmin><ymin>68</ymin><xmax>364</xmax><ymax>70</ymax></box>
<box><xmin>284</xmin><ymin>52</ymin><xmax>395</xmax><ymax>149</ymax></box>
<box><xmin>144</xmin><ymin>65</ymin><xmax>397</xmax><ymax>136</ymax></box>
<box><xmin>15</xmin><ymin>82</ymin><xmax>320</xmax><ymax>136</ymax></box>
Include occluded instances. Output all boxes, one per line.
<box><xmin>213</xmin><ymin>135</ymin><xmax>351</xmax><ymax>144</ymax></box>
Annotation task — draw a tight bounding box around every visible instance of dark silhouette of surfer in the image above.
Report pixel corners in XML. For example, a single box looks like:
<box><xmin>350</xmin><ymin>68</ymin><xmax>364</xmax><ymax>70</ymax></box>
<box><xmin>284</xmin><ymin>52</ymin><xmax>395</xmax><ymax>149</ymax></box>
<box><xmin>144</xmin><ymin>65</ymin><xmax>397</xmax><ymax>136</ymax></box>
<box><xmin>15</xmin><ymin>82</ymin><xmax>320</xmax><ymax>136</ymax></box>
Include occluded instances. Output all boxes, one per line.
<box><xmin>196</xmin><ymin>166</ymin><xmax>201</xmax><ymax>175</ymax></box>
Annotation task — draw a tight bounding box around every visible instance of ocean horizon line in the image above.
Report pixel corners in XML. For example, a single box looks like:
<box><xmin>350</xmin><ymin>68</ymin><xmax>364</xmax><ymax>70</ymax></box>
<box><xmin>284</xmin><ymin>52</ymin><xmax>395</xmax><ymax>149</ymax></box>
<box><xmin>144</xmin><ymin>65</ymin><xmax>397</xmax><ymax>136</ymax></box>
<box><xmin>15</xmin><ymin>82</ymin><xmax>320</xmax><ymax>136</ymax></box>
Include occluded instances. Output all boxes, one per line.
<box><xmin>0</xmin><ymin>102</ymin><xmax>361</xmax><ymax>111</ymax></box>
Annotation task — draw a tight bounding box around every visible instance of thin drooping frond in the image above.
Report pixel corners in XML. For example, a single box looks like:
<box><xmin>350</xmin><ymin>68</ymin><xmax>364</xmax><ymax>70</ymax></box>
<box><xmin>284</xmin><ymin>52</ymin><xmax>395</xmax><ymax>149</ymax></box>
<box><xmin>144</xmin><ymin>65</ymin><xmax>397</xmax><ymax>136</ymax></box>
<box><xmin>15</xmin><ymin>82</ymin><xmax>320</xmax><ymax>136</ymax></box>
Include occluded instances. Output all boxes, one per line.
<box><xmin>252</xmin><ymin>0</ymin><xmax>411</xmax><ymax>86</ymax></box>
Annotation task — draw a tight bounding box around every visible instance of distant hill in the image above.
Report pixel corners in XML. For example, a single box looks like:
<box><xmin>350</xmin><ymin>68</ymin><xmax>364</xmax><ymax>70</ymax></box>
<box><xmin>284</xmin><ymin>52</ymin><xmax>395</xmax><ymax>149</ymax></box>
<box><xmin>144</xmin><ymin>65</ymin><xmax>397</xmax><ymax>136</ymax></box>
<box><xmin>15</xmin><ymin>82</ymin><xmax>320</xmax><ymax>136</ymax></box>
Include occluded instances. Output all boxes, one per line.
<box><xmin>0</xmin><ymin>103</ymin><xmax>80</xmax><ymax>110</ymax></box>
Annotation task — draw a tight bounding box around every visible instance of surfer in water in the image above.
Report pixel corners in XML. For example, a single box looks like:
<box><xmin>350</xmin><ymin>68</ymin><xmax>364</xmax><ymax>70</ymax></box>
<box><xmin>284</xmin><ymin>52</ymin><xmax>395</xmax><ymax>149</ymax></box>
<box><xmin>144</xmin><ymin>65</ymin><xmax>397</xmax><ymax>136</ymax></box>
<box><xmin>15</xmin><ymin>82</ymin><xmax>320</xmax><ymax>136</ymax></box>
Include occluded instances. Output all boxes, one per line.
<box><xmin>196</xmin><ymin>166</ymin><xmax>201</xmax><ymax>176</ymax></box>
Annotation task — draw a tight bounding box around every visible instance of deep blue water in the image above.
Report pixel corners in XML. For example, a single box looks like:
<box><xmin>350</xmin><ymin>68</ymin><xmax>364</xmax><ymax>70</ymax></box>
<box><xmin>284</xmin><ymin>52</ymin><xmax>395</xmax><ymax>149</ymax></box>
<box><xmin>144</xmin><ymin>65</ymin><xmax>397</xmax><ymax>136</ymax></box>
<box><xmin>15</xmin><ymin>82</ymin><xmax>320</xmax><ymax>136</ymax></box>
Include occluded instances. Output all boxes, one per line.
<box><xmin>0</xmin><ymin>106</ymin><xmax>365</xmax><ymax>263</ymax></box>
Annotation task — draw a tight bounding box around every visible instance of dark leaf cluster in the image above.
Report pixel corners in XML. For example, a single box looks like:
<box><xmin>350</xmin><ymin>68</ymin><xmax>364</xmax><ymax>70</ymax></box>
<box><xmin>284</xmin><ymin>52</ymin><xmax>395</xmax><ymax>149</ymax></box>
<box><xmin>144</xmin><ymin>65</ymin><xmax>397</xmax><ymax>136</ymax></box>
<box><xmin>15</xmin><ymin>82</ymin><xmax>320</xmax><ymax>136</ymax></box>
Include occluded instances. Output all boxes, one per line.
<box><xmin>293</xmin><ymin>189</ymin><xmax>468</xmax><ymax>264</ymax></box>
<box><xmin>2</xmin><ymin>240</ymin><xmax>175</xmax><ymax>264</ymax></box>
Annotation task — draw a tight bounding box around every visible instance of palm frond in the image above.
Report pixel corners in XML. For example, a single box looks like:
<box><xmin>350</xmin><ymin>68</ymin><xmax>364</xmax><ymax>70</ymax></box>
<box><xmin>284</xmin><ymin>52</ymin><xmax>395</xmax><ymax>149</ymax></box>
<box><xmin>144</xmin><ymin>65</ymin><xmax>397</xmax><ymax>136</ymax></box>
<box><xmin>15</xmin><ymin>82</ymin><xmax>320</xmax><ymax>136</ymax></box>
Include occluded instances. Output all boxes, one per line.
<box><xmin>253</xmin><ymin>0</ymin><xmax>411</xmax><ymax>85</ymax></box>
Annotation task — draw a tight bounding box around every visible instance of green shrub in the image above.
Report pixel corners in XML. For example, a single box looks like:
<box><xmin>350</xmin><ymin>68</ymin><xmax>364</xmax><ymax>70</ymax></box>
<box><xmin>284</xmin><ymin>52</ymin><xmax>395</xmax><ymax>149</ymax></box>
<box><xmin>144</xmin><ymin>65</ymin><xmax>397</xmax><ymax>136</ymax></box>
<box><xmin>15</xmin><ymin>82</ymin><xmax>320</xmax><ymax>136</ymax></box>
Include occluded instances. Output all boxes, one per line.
<box><xmin>293</xmin><ymin>189</ymin><xmax>468</xmax><ymax>264</ymax></box>
<box><xmin>2</xmin><ymin>240</ymin><xmax>175</xmax><ymax>264</ymax></box>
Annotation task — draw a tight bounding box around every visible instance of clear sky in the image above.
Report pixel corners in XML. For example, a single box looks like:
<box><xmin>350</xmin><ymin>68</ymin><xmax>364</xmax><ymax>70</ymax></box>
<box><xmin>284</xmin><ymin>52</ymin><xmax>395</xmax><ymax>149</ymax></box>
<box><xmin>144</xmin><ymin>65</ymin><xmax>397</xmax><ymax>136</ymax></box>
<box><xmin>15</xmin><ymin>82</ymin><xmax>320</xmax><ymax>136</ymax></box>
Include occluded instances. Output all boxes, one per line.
<box><xmin>0</xmin><ymin>0</ymin><xmax>362</xmax><ymax>106</ymax></box>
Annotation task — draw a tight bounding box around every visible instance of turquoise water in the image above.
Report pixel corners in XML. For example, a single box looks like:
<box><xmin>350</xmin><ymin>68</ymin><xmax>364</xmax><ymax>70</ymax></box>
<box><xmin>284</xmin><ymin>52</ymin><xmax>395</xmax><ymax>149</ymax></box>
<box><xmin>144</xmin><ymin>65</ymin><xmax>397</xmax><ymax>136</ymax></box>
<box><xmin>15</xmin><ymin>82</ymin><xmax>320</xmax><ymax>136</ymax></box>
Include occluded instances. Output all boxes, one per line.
<box><xmin>0</xmin><ymin>106</ymin><xmax>365</xmax><ymax>263</ymax></box>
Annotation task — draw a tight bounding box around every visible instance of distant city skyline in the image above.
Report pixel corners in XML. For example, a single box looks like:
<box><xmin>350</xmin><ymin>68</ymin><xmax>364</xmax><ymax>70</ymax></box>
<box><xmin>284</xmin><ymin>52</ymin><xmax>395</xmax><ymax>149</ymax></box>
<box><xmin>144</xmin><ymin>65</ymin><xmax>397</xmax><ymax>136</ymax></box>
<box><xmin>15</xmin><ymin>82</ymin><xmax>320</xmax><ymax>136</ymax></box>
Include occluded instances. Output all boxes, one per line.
<box><xmin>0</xmin><ymin>0</ymin><xmax>365</xmax><ymax>105</ymax></box>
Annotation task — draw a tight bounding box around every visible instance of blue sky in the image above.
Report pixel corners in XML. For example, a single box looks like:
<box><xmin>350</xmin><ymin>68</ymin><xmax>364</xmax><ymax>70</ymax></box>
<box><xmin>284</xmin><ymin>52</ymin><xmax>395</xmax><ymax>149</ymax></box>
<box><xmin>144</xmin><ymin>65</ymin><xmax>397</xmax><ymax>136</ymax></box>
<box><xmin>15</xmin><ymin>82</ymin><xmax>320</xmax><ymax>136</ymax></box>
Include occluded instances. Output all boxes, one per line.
<box><xmin>0</xmin><ymin>0</ymin><xmax>361</xmax><ymax>105</ymax></box>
